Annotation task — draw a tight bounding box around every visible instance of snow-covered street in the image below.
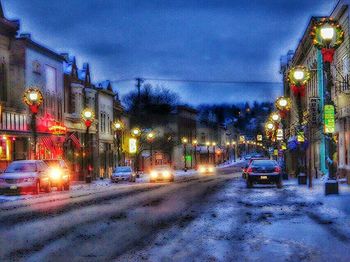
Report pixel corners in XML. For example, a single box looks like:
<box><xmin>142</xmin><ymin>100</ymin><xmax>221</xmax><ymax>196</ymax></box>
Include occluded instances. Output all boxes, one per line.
<box><xmin>1</xmin><ymin>165</ymin><xmax>350</xmax><ymax>261</ymax></box>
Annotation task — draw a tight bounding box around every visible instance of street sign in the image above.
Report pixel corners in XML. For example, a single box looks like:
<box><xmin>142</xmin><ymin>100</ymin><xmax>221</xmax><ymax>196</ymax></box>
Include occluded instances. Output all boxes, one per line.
<box><xmin>274</xmin><ymin>149</ymin><xmax>278</xmax><ymax>156</ymax></box>
<box><xmin>309</xmin><ymin>97</ymin><xmax>320</xmax><ymax>126</ymax></box>
<box><xmin>276</xmin><ymin>129</ymin><xmax>283</xmax><ymax>141</ymax></box>
<box><xmin>129</xmin><ymin>138</ymin><xmax>137</xmax><ymax>154</ymax></box>
<box><xmin>257</xmin><ymin>134</ymin><xmax>262</xmax><ymax>141</ymax></box>
<box><xmin>324</xmin><ymin>104</ymin><xmax>335</xmax><ymax>133</ymax></box>
<box><xmin>185</xmin><ymin>155</ymin><xmax>192</xmax><ymax>161</ymax></box>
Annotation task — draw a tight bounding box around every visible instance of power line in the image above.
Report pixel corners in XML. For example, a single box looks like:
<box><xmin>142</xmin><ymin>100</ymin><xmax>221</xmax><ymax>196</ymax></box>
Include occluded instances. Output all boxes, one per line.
<box><xmin>111</xmin><ymin>77</ymin><xmax>282</xmax><ymax>85</ymax></box>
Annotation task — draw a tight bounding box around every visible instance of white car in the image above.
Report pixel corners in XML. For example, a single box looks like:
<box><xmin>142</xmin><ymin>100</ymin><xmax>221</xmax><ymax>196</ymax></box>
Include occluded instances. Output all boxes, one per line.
<box><xmin>0</xmin><ymin>160</ymin><xmax>51</xmax><ymax>194</ymax></box>
<box><xmin>111</xmin><ymin>166</ymin><xmax>136</xmax><ymax>182</ymax></box>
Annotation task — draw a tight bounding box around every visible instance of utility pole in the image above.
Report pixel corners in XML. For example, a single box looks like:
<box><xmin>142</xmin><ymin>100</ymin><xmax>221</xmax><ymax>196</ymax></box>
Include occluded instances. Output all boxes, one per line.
<box><xmin>135</xmin><ymin>78</ymin><xmax>144</xmax><ymax>124</ymax></box>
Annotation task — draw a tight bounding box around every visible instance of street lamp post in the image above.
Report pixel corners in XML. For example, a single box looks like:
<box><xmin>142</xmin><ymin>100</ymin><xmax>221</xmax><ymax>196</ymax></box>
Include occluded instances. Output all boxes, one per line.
<box><xmin>206</xmin><ymin>141</ymin><xmax>210</xmax><ymax>163</ymax></box>
<box><xmin>287</xmin><ymin>66</ymin><xmax>310</xmax><ymax>180</ymax></box>
<box><xmin>147</xmin><ymin>131</ymin><xmax>155</xmax><ymax>168</ymax></box>
<box><xmin>192</xmin><ymin>139</ymin><xmax>198</xmax><ymax>169</ymax></box>
<box><xmin>182</xmin><ymin>137</ymin><xmax>188</xmax><ymax>171</ymax></box>
<box><xmin>23</xmin><ymin>88</ymin><xmax>43</xmax><ymax>160</ymax></box>
<box><xmin>113</xmin><ymin>120</ymin><xmax>124</xmax><ymax>167</ymax></box>
<box><xmin>212</xmin><ymin>142</ymin><xmax>216</xmax><ymax>166</ymax></box>
<box><xmin>275</xmin><ymin>96</ymin><xmax>292</xmax><ymax>180</ymax></box>
<box><xmin>311</xmin><ymin>17</ymin><xmax>344</xmax><ymax>194</ymax></box>
<box><xmin>131</xmin><ymin>127</ymin><xmax>141</xmax><ymax>172</ymax></box>
<box><xmin>226</xmin><ymin>142</ymin><xmax>230</xmax><ymax>162</ymax></box>
<box><xmin>232</xmin><ymin>141</ymin><xmax>237</xmax><ymax>162</ymax></box>
<box><xmin>81</xmin><ymin>108</ymin><xmax>95</xmax><ymax>183</ymax></box>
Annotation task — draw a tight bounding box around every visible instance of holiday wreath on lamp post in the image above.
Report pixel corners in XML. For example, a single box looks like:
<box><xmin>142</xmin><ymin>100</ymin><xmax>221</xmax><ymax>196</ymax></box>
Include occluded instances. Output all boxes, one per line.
<box><xmin>23</xmin><ymin>88</ymin><xmax>43</xmax><ymax>114</ymax></box>
<box><xmin>311</xmin><ymin>17</ymin><xmax>344</xmax><ymax>63</ymax></box>
<box><xmin>287</xmin><ymin>66</ymin><xmax>310</xmax><ymax>97</ymax></box>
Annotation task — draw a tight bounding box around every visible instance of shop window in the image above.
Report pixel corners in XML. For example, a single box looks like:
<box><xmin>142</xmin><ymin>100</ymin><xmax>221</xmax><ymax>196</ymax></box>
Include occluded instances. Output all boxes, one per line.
<box><xmin>45</xmin><ymin>65</ymin><xmax>57</xmax><ymax>93</ymax></box>
<box><xmin>0</xmin><ymin>139</ymin><xmax>10</xmax><ymax>160</ymax></box>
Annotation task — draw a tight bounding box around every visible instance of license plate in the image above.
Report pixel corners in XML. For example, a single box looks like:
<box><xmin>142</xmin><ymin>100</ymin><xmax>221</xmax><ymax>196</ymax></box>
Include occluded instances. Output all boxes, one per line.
<box><xmin>260</xmin><ymin>176</ymin><xmax>268</xmax><ymax>180</ymax></box>
<box><xmin>10</xmin><ymin>185</ymin><xmax>17</xmax><ymax>190</ymax></box>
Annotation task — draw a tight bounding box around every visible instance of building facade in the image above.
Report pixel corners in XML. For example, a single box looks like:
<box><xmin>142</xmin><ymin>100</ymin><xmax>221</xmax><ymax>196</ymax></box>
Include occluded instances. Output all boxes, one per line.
<box><xmin>284</xmin><ymin>0</ymin><xmax>350</xmax><ymax>183</ymax></box>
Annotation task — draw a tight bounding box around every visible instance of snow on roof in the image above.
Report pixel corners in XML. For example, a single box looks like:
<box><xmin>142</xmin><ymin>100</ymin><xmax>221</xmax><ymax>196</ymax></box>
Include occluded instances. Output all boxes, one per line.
<box><xmin>97</xmin><ymin>80</ymin><xmax>111</xmax><ymax>90</ymax></box>
<box><xmin>78</xmin><ymin>69</ymin><xmax>86</xmax><ymax>81</ymax></box>
<box><xmin>63</xmin><ymin>55</ymin><xmax>75</xmax><ymax>75</ymax></box>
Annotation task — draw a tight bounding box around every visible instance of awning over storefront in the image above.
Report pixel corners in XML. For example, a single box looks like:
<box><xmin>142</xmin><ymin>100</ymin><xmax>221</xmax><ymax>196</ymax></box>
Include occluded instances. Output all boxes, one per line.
<box><xmin>67</xmin><ymin>133</ymin><xmax>81</xmax><ymax>149</ymax></box>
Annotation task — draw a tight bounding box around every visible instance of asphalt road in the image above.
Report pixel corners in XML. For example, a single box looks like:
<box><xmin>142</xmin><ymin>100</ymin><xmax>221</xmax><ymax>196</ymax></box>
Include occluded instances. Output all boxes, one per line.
<box><xmin>1</xmin><ymin>165</ymin><xmax>349</xmax><ymax>262</ymax></box>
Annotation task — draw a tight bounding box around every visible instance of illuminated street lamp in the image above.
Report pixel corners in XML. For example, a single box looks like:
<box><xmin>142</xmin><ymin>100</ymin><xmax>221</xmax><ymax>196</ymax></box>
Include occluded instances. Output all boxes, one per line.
<box><xmin>212</xmin><ymin>142</ymin><xmax>216</xmax><ymax>165</ymax></box>
<box><xmin>113</xmin><ymin>120</ymin><xmax>124</xmax><ymax>167</ymax></box>
<box><xmin>131</xmin><ymin>127</ymin><xmax>141</xmax><ymax>137</ymax></box>
<box><xmin>23</xmin><ymin>88</ymin><xmax>43</xmax><ymax>159</ymax></box>
<box><xmin>311</xmin><ymin>18</ymin><xmax>344</xmax><ymax>193</ymax></box>
<box><xmin>81</xmin><ymin>108</ymin><xmax>95</xmax><ymax>182</ymax></box>
<box><xmin>270</xmin><ymin>112</ymin><xmax>281</xmax><ymax>123</ymax></box>
<box><xmin>182</xmin><ymin>137</ymin><xmax>188</xmax><ymax>171</ymax></box>
<box><xmin>147</xmin><ymin>131</ymin><xmax>156</xmax><ymax>167</ymax></box>
<box><xmin>192</xmin><ymin>139</ymin><xmax>198</xmax><ymax>168</ymax></box>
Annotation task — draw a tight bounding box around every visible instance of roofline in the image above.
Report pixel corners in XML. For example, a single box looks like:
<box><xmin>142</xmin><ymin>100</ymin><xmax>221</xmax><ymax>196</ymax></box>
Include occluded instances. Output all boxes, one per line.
<box><xmin>18</xmin><ymin>37</ymin><xmax>65</xmax><ymax>62</ymax></box>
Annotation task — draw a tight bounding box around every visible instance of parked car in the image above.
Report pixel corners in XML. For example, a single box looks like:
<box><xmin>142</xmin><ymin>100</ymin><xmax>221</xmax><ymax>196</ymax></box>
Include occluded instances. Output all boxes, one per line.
<box><xmin>0</xmin><ymin>160</ymin><xmax>51</xmax><ymax>194</ymax></box>
<box><xmin>149</xmin><ymin>165</ymin><xmax>175</xmax><ymax>182</ymax></box>
<box><xmin>44</xmin><ymin>159</ymin><xmax>70</xmax><ymax>191</ymax></box>
<box><xmin>111</xmin><ymin>166</ymin><xmax>136</xmax><ymax>182</ymax></box>
<box><xmin>242</xmin><ymin>157</ymin><xmax>269</xmax><ymax>179</ymax></box>
<box><xmin>245</xmin><ymin>159</ymin><xmax>282</xmax><ymax>188</ymax></box>
<box><xmin>198</xmin><ymin>164</ymin><xmax>216</xmax><ymax>175</ymax></box>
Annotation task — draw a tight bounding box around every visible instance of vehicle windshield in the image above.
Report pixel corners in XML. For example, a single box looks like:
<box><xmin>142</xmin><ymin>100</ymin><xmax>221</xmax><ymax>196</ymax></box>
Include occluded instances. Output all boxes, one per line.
<box><xmin>251</xmin><ymin>160</ymin><xmax>277</xmax><ymax>167</ymax></box>
<box><xmin>5</xmin><ymin>162</ymin><xmax>37</xmax><ymax>173</ymax></box>
<box><xmin>116</xmin><ymin>167</ymin><xmax>132</xmax><ymax>172</ymax></box>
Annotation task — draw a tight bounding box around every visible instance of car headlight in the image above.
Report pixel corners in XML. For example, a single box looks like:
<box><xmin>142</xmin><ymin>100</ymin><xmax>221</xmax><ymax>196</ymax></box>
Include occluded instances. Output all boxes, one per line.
<box><xmin>50</xmin><ymin>168</ymin><xmax>62</xmax><ymax>180</ymax></box>
<box><xmin>163</xmin><ymin>170</ymin><xmax>170</xmax><ymax>177</ymax></box>
<box><xmin>208</xmin><ymin>167</ymin><xmax>214</xmax><ymax>172</ymax></box>
<box><xmin>199</xmin><ymin>167</ymin><xmax>206</xmax><ymax>173</ymax></box>
<box><xmin>150</xmin><ymin>171</ymin><xmax>158</xmax><ymax>178</ymax></box>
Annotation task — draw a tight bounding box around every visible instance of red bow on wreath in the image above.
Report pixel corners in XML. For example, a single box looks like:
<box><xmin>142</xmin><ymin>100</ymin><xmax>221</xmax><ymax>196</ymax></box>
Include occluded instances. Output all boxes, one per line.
<box><xmin>291</xmin><ymin>85</ymin><xmax>306</xmax><ymax>97</ymax></box>
<box><xmin>321</xmin><ymin>48</ymin><xmax>335</xmax><ymax>63</ymax></box>
<box><xmin>29</xmin><ymin>104</ymin><xmax>39</xmax><ymax>114</ymax></box>
<box><xmin>280</xmin><ymin>110</ymin><xmax>288</xmax><ymax>119</ymax></box>
<box><xmin>85</xmin><ymin>120</ymin><xmax>92</xmax><ymax>128</ymax></box>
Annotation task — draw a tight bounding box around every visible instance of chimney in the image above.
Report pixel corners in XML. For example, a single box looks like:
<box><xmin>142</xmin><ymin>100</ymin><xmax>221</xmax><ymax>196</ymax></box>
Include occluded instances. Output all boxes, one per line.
<box><xmin>20</xmin><ymin>33</ymin><xmax>31</xmax><ymax>39</ymax></box>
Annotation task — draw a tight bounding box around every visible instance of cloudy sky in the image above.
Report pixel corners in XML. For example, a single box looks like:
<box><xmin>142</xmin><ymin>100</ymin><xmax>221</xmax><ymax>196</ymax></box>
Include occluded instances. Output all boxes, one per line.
<box><xmin>2</xmin><ymin>0</ymin><xmax>337</xmax><ymax>105</ymax></box>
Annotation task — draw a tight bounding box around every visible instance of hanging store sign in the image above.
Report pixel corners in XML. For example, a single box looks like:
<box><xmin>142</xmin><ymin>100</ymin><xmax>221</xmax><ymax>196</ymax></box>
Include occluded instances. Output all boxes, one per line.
<box><xmin>324</xmin><ymin>105</ymin><xmax>335</xmax><ymax>133</ymax></box>
<box><xmin>129</xmin><ymin>138</ymin><xmax>137</xmax><ymax>154</ymax></box>
<box><xmin>48</xmin><ymin>123</ymin><xmax>67</xmax><ymax>135</ymax></box>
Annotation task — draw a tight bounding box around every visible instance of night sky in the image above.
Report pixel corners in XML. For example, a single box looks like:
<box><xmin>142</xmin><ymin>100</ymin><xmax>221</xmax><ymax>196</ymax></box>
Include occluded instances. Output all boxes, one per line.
<box><xmin>2</xmin><ymin>0</ymin><xmax>336</xmax><ymax>105</ymax></box>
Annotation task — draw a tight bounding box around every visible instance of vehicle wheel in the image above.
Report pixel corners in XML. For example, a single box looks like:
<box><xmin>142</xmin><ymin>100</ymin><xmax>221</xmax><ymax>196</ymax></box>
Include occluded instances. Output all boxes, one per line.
<box><xmin>277</xmin><ymin>181</ymin><xmax>283</xmax><ymax>189</ymax></box>
<box><xmin>246</xmin><ymin>180</ymin><xmax>253</xmax><ymax>188</ymax></box>
<box><xmin>64</xmin><ymin>183</ymin><xmax>70</xmax><ymax>191</ymax></box>
<box><xmin>45</xmin><ymin>183</ymin><xmax>52</xmax><ymax>193</ymax></box>
<box><xmin>33</xmin><ymin>181</ymin><xmax>40</xmax><ymax>195</ymax></box>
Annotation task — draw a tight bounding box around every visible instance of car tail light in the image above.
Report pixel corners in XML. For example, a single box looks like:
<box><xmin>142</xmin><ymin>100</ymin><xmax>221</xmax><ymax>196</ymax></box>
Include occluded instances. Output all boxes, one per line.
<box><xmin>247</xmin><ymin>167</ymin><xmax>253</xmax><ymax>173</ymax></box>
<box><xmin>275</xmin><ymin>166</ymin><xmax>281</xmax><ymax>173</ymax></box>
